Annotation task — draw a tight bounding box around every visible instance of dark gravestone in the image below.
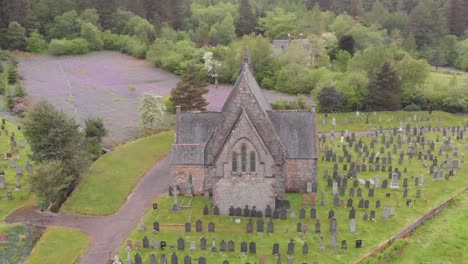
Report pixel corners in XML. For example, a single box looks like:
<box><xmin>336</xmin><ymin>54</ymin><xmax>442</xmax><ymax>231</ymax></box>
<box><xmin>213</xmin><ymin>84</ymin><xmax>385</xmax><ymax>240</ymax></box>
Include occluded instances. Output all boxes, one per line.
<box><xmin>228</xmin><ymin>240</ymin><xmax>235</xmax><ymax>252</ymax></box>
<box><xmin>177</xmin><ymin>237</ymin><xmax>185</xmax><ymax>250</ymax></box>
<box><xmin>150</xmin><ymin>254</ymin><xmax>157</xmax><ymax>264</ymax></box>
<box><xmin>353</xmin><ymin>180</ymin><xmax>359</xmax><ymax>188</ymax></box>
<box><xmin>341</xmin><ymin>240</ymin><xmax>348</xmax><ymax>250</ymax></box>
<box><xmin>198</xmin><ymin>257</ymin><xmax>206</xmax><ymax>264</ymax></box>
<box><xmin>220</xmin><ymin>240</ymin><xmax>227</xmax><ymax>252</ymax></box>
<box><xmin>273</xmin><ymin>210</ymin><xmax>279</xmax><ymax>219</ymax></box>
<box><xmin>358</xmin><ymin>199</ymin><xmax>364</xmax><ymax>208</ymax></box>
<box><xmin>299</xmin><ymin>208</ymin><xmax>306</xmax><ymax>219</ymax></box>
<box><xmin>368</xmin><ymin>188</ymin><xmax>374</xmax><ymax>197</ymax></box>
<box><xmin>203</xmin><ymin>205</ymin><xmax>209</xmax><ymax>215</ymax></box>
<box><xmin>257</xmin><ymin>219</ymin><xmax>264</xmax><ymax>232</ymax></box>
<box><xmin>347</xmin><ymin>198</ymin><xmax>353</xmax><ymax>208</ymax></box>
<box><xmin>287</xmin><ymin>240</ymin><xmax>295</xmax><ymax>255</ymax></box>
<box><xmin>297</xmin><ymin>222</ymin><xmax>302</xmax><ymax>232</ymax></box>
<box><xmin>153</xmin><ymin>221</ymin><xmax>160</xmax><ymax>232</ymax></box>
<box><xmin>364</xmin><ymin>200</ymin><xmax>370</xmax><ymax>209</ymax></box>
<box><xmin>357</xmin><ymin>188</ymin><xmax>362</xmax><ymax>197</ymax></box>
<box><xmin>249</xmin><ymin>242</ymin><xmax>256</xmax><ymax>254</ymax></box>
<box><xmin>303</xmin><ymin>242</ymin><xmax>309</xmax><ymax>255</ymax></box>
<box><xmin>328</xmin><ymin>209</ymin><xmax>335</xmax><ymax>219</ymax></box>
<box><xmin>370</xmin><ymin>211</ymin><xmax>376</xmax><ymax>220</ymax></box>
<box><xmin>161</xmin><ymin>254</ymin><xmax>168</xmax><ymax>264</ymax></box>
<box><xmin>200</xmin><ymin>237</ymin><xmax>207</xmax><ymax>250</ymax></box>
<box><xmin>365</xmin><ymin>180</ymin><xmax>370</xmax><ymax>188</ymax></box>
<box><xmin>272</xmin><ymin>243</ymin><xmax>280</xmax><ymax>255</ymax></box>
<box><xmin>196</xmin><ymin>220</ymin><xmax>203</xmax><ymax>232</ymax></box>
<box><xmin>280</xmin><ymin>207</ymin><xmax>287</xmax><ymax>220</ymax></box>
<box><xmin>382</xmin><ymin>180</ymin><xmax>388</xmax><ymax>188</ymax></box>
<box><xmin>265</xmin><ymin>205</ymin><xmax>272</xmax><ymax>218</ymax></box>
<box><xmin>208</xmin><ymin>222</ymin><xmax>215</xmax><ymax>232</ymax></box>
<box><xmin>376</xmin><ymin>200</ymin><xmax>381</xmax><ymax>208</ymax></box>
<box><xmin>403</xmin><ymin>178</ymin><xmax>408</xmax><ymax>188</ymax></box>
<box><xmin>171</xmin><ymin>252</ymin><xmax>178</xmax><ymax>264</ymax></box>
<box><xmin>235</xmin><ymin>207</ymin><xmax>242</xmax><ymax>216</ymax></box>
<box><xmin>250</xmin><ymin>206</ymin><xmax>257</xmax><ymax>217</ymax></box>
<box><xmin>135</xmin><ymin>253</ymin><xmax>143</xmax><ymax>264</ymax></box>
<box><xmin>184</xmin><ymin>256</ymin><xmax>192</xmax><ymax>264</ymax></box>
<box><xmin>143</xmin><ymin>236</ymin><xmax>149</xmax><ymax>248</ymax></box>
<box><xmin>229</xmin><ymin>206</ymin><xmax>235</xmax><ymax>216</ymax></box>
<box><xmin>363</xmin><ymin>212</ymin><xmax>368</xmax><ymax>221</ymax></box>
<box><xmin>185</xmin><ymin>222</ymin><xmax>191</xmax><ymax>232</ymax></box>
<box><xmin>241</xmin><ymin>242</ymin><xmax>248</xmax><ymax>253</ymax></box>
<box><xmin>247</xmin><ymin>219</ymin><xmax>253</xmax><ymax>233</ymax></box>
<box><xmin>268</xmin><ymin>219</ymin><xmax>274</xmax><ymax>233</ymax></box>
<box><xmin>315</xmin><ymin>220</ymin><xmax>321</xmax><ymax>233</ymax></box>
<box><xmin>310</xmin><ymin>208</ymin><xmax>316</xmax><ymax>219</ymax></box>
<box><xmin>213</xmin><ymin>205</ymin><xmax>220</xmax><ymax>215</ymax></box>
<box><xmin>349</xmin><ymin>187</ymin><xmax>355</xmax><ymax>197</ymax></box>
<box><xmin>403</xmin><ymin>188</ymin><xmax>408</xmax><ymax>198</ymax></box>
<box><xmin>339</xmin><ymin>186</ymin><xmax>346</xmax><ymax>196</ymax></box>
<box><xmin>349</xmin><ymin>207</ymin><xmax>356</xmax><ymax>219</ymax></box>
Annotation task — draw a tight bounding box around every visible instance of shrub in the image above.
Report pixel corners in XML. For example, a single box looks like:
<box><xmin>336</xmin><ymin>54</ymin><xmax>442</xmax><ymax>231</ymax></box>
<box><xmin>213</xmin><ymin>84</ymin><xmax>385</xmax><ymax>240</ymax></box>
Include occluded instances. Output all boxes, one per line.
<box><xmin>403</xmin><ymin>104</ymin><xmax>421</xmax><ymax>111</ymax></box>
<box><xmin>27</xmin><ymin>30</ymin><xmax>48</xmax><ymax>53</ymax></box>
<box><xmin>124</xmin><ymin>38</ymin><xmax>147</xmax><ymax>59</ymax></box>
<box><xmin>48</xmin><ymin>38</ymin><xmax>90</xmax><ymax>56</ymax></box>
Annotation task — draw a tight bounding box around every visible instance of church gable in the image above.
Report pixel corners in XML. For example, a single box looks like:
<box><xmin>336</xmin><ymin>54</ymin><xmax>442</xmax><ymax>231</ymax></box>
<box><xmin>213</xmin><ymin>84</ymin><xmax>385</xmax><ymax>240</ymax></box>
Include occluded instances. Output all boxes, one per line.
<box><xmin>213</xmin><ymin>109</ymin><xmax>275</xmax><ymax>178</ymax></box>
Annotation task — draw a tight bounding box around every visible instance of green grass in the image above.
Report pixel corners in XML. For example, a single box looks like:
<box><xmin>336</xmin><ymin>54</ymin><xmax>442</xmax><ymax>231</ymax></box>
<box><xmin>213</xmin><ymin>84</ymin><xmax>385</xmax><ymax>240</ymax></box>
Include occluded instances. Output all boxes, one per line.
<box><xmin>0</xmin><ymin>117</ymin><xmax>34</xmax><ymax>220</ymax></box>
<box><xmin>24</xmin><ymin>227</ymin><xmax>90</xmax><ymax>264</ymax></box>
<box><xmin>364</xmin><ymin>191</ymin><xmax>468</xmax><ymax>264</ymax></box>
<box><xmin>317</xmin><ymin>111</ymin><xmax>467</xmax><ymax>133</ymax></box>
<box><xmin>427</xmin><ymin>71</ymin><xmax>468</xmax><ymax>97</ymax></box>
<box><xmin>61</xmin><ymin>131</ymin><xmax>174</xmax><ymax>215</ymax></box>
<box><xmin>118</xmin><ymin>131</ymin><xmax>468</xmax><ymax>263</ymax></box>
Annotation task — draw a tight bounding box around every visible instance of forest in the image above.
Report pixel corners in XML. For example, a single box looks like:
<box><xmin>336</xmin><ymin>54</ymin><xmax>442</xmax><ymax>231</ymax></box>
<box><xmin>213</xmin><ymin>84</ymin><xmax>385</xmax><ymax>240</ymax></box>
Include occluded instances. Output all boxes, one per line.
<box><xmin>0</xmin><ymin>0</ymin><xmax>467</xmax><ymax>112</ymax></box>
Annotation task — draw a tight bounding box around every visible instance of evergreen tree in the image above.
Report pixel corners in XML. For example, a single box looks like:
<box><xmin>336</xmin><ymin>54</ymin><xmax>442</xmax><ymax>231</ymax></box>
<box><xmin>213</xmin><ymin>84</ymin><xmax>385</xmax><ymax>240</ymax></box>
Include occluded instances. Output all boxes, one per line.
<box><xmin>93</xmin><ymin>0</ymin><xmax>117</xmax><ymax>29</ymax></box>
<box><xmin>8</xmin><ymin>66</ymin><xmax>19</xmax><ymax>85</ymax></box>
<box><xmin>170</xmin><ymin>68</ymin><xmax>208</xmax><ymax>112</ymax></box>
<box><xmin>339</xmin><ymin>35</ymin><xmax>355</xmax><ymax>55</ymax></box>
<box><xmin>237</xmin><ymin>0</ymin><xmax>257</xmax><ymax>36</ymax></box>
<box><xmin>5</xmin><ymin>22</ymin><xmax>27</xmax><ymax>50</ymax></box>
<box><xmin>173</xmin><ymin>0</ymin><xmax>188</xmax><ymax>30</ymax></box>
<box><xmin>2</xmin><ymin>0</ymin><xmax>33</xmax><ymax>30</ymax></box>
<box><xmin>367</xmin><ymin>61</ymin><xmax>401</xmax><ymax>111</ymax></box>
<box><xmin>445</xmin><ymin>0</ymin><xmax>466</xmax><ymax>36</ymax></box>
<box><xmin>409</xmin><ymin>0</ymin><xmax>447</xmax><ymax>48</ymax></box>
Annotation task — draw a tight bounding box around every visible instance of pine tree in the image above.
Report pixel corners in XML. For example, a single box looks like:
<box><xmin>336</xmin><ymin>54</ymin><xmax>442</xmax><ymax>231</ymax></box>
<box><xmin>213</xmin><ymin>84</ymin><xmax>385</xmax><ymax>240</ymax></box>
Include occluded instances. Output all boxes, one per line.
<box><xmin>170</xmin><ymin>69</ymin><xmax>208</xmax><ymax>112</ymax></box>
<box><xmin>445</xmin><ymin>0</ymin><xmax>466</xmax><ymax>36</ymax></box>
<box><xmin>367</xmin><ymin>61</ymin><xmax>401</xmax><ymax>111</ymax></box>
<box><xmin>93</xmin><ymin>0</ymin><xmax>117</xmax><ymax>29</ymax></box>
<box><xmin>173</xmin><ymin>0</ymin><xmax>188</xmax><ymax>30</ymax></box>
<box><xmin>236</xmin><ymin>0</ymin><xmax>257</xmax><ymax>36</ymax></box>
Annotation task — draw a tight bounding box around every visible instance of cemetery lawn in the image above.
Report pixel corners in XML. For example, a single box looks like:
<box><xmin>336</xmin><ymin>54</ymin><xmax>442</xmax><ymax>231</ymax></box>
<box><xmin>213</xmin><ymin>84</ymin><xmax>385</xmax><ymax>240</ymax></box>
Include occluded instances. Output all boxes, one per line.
<box><xmin>317</xmin><ymin>111</ymin><xmax>467</xmax><ymax>133</ymax></box>
<box><xmin>24</xmin><ymin>227</ymin><xmax>90</xmax><ymax>264</ymax></box>
<box><xmin>62</xmin><ymin>131</ymin><xmax>174</xmax><ymax>216</ymax></box>
<box><xmin>364</xmin><ymin>190</ymin><xmax>468</xmax><ymax>264</ymax></box>
<box><xmin>119</xmin><ymin>131</ymin><xmax>468</xmax><ymax>263</ymax></box>
<box><xmin>0</xmin><ymin>117</ymin><xmax>34</xmax><ymax>220</ymax></box>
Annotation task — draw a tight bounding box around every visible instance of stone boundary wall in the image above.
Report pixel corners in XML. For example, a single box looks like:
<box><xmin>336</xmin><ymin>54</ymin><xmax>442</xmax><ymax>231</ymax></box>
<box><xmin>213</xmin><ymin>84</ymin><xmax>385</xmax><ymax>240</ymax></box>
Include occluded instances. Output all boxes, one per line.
<box><xmin>354</xmin><ymin>185</ymin><xmax>468</xmax><ymax>264</ymax></box>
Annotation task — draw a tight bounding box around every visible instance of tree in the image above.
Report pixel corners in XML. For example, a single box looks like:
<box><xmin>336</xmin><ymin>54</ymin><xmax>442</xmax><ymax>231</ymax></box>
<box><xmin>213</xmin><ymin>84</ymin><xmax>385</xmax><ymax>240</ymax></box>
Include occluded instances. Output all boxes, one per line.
<box><xmin>257</xmin><ymin>8</ymin><xmax>297</xmax><ymax>39</ymax></box>
<box><xmin>237</xmin><ymin>0</ymin><xmax>257</xmax><ymax>36</ymax></box>
<box><xmin>445</xmin><ymin>0</ymin><xmax>466</xmax><ymax>36</ymax></box>
<box><xmin>203</xmin><ymin>52</ymin><xmax>221</xmax><ymax>87</ymax></box>
<box><xmin>338</xmin><ymin>35</ymin><xmax>355</xmax><ymax>55</ymax></box>
<box><xmin>348</xmin><ymin>0</ymin><xmax>362</xmax><ymax>17</ymax></box>
<box><xmin>2</xmin><ymin>0</ymin><xmax>33</xmax><ymax>30</ymax></box>
<box><xmin>170</xmin><ymin>69</ymin><xmax>208</xmax><ymax>112</ymax></box>
<box><xmin>79</xmin><ymin>8</ymin><xmax>100</xmax><ymax>26</ymax></box>
<box><xmin>30</xmin><ymin>160</ymin><xmax>74</xmax><ymax>211</ymax></box>
<box><xmin>140</xmin><ymin>92</ymin><xmax>166</xmax><ymax>129</ymax></box>
<box><xmin>23</xmin><ymin>100</ymin><xmax>88</xmax><ymax>177</ymax></box>
<box><xmin>47</xmin><ymin>10</ymin><xmax>80</xmax><ymax>39</ymax></box>
<box><xmin>85</xmin><ymin>117</ymin><xmax>107</xmax><ymax>143</ymax></box>
<box><xmin>317</xmin><ymin>86</ymin><xmax>346</xmax><ymax>113</ymax></box>
<box><xmin>409</xmin><ymin>0</ymin><xmax>447</xmax><ymax>48</ymax></box>
<box><xmin>80</xmin><ymin>22</ymin><xmax>103</xmax><ymax>50</ymax></box>
<box><xmin>335</xmin><ymin>50</ymin><xmax>352</xmax><ymax>72</ymax></box>
<box><xmin>5</xmin><ymin>22</ymin><xmax>26</xmax><ymax>50</ymax></box>
<box><xmin>93</xmin><ymin>0</ymin><xmax>117</xmax><ymax>29</ymax></box>
<box><xmin>367</xmin><ymin>61</ymin><xmax>401</xmax><ymax>111</ymax></box>
<box><xmin>27</xmin><ymin>30</ymin><xmax>47</xmax><ymax>53</ymax></box>
<box><xmin>8</xmin><ymin>66</ymin><xmax>19</xmax><ymax>85</ymax></box>
<box><xmin>209</xmin><ymin>14</ymin><xmax>236</xmax><ymax>45</ymax></box>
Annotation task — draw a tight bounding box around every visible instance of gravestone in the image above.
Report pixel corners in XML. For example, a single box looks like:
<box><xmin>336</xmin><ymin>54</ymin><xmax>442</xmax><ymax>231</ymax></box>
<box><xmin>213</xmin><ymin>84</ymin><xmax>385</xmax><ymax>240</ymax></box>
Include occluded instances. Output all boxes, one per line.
<box><xmin>328</xmin><ymin>209</ymin><xmax>335</xmax><ymax>219</ymax></box>
<box><xmin>349</xmin><ymin>207</ymin><xmax>356</xmax><ymax>219</ymax></box>
<box><xmin>370</xmin><ymin>210</ymin><xmax>376</xmax><ymax>220</ymax></box>
<box><xmin>135</xmin><ymin>253</ymin><xmax>142</xmax><ymax>264</ymax></box>
<box><xmin>330</xmin><ymin>217</ymin><xmax>338</xmax><ymax>234</ymax></box>
<box><xmin>235</xmin><ymin>207</ymin><xmax>242</xmax><ymax>216</ymax></box>
<box><xmin>403</xmin><ymin>188</ymin><xmax>408</xmax><ymax>198</ymax></box>
<box><xmin>357</xmin><ymin>188</ymin><xmax>362</xmax><ymax>197</ymax></box>
<box><xmin>244</xmin><ymin>206</ymin><xmax>250</xmax><ymax>217</ymax></box>
<box><xmin>200</xmin><ymin>237</ymin><xmax>207</xmax><ymax>250</ymax></box>
<box><xmin>363</xmin><ymin>212</ymin><xmax>368</xmax><ymax>221</ymax></box>
<box><xmin>296</xmin><ymin>222</ymin><xmax>302</xmax><ymax>232</ymax></box>
<box><xmin>364</xmin><ymin>200</ymin><xmax>369</xmax><ymax>209</ymax></box>
<box><xmin>208</xmin><ymin>222</ymin><xmax>215</xmax><ymax>232</ymax></box>
<box><xmin>272</xmin><ymin>243</ymin><xmax>279</xmax><ymax>255</ymax></box>
<box><xmin>220</xmin><ymin>240</ymin><xmax>227</xmax><ymax>252</ymax></box>
<box><xmin>257</xmin><ymin>219</ymin><xmax>264</xmax><ymax>232</ymax></box>
<box><xmin>150</xmin><ymin>254</ymin><xmax>157</xmax><ymax>264</ymax></box>
<box><xmin>315</xmin><ymin>220</ymin><xmax>321</xmax><ymax>233</ymax></box>
<box><xmin>382</xmin><ymin>180</ymin><xmax>388</xmax><ymax>188</ymax></box>
<box><xmin>190</xmin><ymin>241</ymin><xmax>196</xmax><ymax>251</ymax></box>
<box><xmin>184</xmin><ymin>256</ymin><xmax>191</xmax><ymax>264</ymax></box>
<box><xmin>203</xmin><ymin>205</ymin><xmax>209</xmax><ymax>215</ymax></box>
<box><xmin>196</xmin><ymin>220</ymin><xmax>202</xmax><ymax>232</ymax></box>
<box><xmin>287</xmin><ymin>240</ymin><xmax>295</xmax><ymax>255</ymax></box>
<box><xmin>390</xmin><ymin>173</ymin><xmax>399</xmax><ymax>189</ymax></box>
<box><xmin>228</xmin><ymin>240</ymin><xmax>235</xmax><ymax>252</ymax></box>
<box><xmin>185</xmin><ymin>222</ymin><xmax>191</xmax><ymax>232</ymax></box>
<box><xmin>247</xmin><ymin>219</ymin><xmax>253</xmax><ymax>233</ymax></box>
<box><xmin>213</xmin><ymin>205</ymin><xmax>220</xmax><ymax>215</ymax></box>
<box><xmin>249</xmin><ymin>241</ymin><xmax>257</xmax><ymax>254</ymax></box>
<box><xmin>177</xmin><ymin>237</ymin><xmax>185</xmax><ymax>250</ymax></box>
<box><xmin>299</xmin><ymin>208</ymin><xmax>306</xmax><ymax>219</ymax></box>
<box><xmin>310</xmin><ymin>208</ymin><xmax>316</xmax><ymax>219</ymax></box>
<box><xmin>198</xmin><ymin>257</ymin><xmax>206</xmax><ymax>264</ymax></box>
<box><xmin>265</xmin><ymin>205</ymin><xmax>273</xmax><ymax>218</ymax></box>
<box><xmin>143</xmin><ymin>236</ymin><xmax>149</xmax><ymax>248</ymax></box>
<box><xmin>350</xmin><ymin>219</ymin><xmax>356</xmax><ymax>233</ymax></box>
<box><xmin>376</xmin><ymin>200</ymin><xmax>381</xmax><ymax>208</ymax></box>
<box><xmin>368</xmin><ymin>188</ymin><xmax>374</xmax><ymax>197</ymax></box>
<box><xmin>330</xmin><ymin>233</ymin><xmax>337</xmax><ymax>248</ymax></box>
<box><xmin>268</xmin><ymin>219</ymin><xmax>274</xmax><ymax>233</ymax></box>
<box><xmin>152</xmin><ymin>239</ymin><xmax>158</xmax><ymax>249</ymax></box>
<box><xmin>153</xmin><ymin>221</ymin><xmax>160</xmax><ymax>232</ymax></box>
<box><xmin>374</xmin><ymin>176</ymin><xmax>380</xmax><ymax>188</ymax></box>
<box><xmin>171</xmin><ymin>252</ymin><xmax>178</xmax><ymax>264</ymax></box>
<box><xmin>241</xmin><ymin>242</ymin><xmax>248</xmax><ymax>253</ymax></box>
<box><xmin>349</xmin><ymin>187</ymin><xmax>355</xmax><ymax>197</ymax></box>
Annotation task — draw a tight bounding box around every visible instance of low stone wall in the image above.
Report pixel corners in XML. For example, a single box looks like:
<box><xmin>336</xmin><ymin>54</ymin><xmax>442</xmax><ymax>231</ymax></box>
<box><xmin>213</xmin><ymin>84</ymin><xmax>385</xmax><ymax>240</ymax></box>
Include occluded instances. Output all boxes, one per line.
<box><xmin>354</xmin><ymin>185</ymin><xmax>467</xmax><ymax>264</ymax></box>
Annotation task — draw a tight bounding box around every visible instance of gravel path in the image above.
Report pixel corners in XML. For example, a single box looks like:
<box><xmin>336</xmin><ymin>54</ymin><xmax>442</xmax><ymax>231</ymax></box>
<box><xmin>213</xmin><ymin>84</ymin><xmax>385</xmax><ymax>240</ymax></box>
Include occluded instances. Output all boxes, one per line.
<box><xmin>6</xmin><ymin>157</ymin><xmax>171</xmax><ymax>264</ymax></box>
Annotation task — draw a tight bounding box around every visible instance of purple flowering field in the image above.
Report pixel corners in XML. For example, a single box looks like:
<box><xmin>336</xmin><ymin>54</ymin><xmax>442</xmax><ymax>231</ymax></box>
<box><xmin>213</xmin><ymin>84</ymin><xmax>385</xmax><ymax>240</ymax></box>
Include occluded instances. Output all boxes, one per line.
<box><xmin>18</xmin><ymin>51</ymin><xmax>299</xmax><ymax>146</ymax></box>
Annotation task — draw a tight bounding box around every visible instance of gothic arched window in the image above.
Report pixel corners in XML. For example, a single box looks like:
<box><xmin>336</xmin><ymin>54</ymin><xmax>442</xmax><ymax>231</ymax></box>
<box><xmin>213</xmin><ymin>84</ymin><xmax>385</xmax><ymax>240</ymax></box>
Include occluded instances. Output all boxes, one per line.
<box><xmin>250</xmin><ymin>151</ymin><xmax>256</xmax><ymax>172</ymax></box>
<box><xmin>241</xmin><ymin>144</ymin><xmax>247</xmax><ymax>172</ymax></box>
<box><xmin>232</xmin><ymin>152</ymin><xmax>238</xmax><ymax>172</ymax></box>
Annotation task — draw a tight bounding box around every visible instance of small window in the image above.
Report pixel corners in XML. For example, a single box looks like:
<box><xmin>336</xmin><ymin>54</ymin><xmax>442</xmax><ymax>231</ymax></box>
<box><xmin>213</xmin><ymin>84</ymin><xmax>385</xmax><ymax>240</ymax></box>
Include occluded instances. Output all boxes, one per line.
<box><xmin>250</xmin><ymin>151</ymin><xmax>256</xmax><ymax>172</ymax></box>
<box><xmin>232</xmin><ymin>152</ymin><xmax>238</xmax><ymax>172</ymax></box>
<box><xmin>241</xmin><ymin>144</ymin><xmax>247</xmax><ymax>172</ymax></box>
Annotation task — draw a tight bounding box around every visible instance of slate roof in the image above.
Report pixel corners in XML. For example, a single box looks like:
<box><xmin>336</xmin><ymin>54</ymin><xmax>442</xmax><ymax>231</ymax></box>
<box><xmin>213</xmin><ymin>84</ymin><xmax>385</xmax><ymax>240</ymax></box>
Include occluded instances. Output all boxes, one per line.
<box><xmin>268</xmin><ymin>111</ymin><xmax>316</xmax><ymax>159</ymax></box>
<box><xmin>171</xmin><ymin>144</ymin><xmax>205</xmax><ymax>165</ymax></box>
<box><xmin>176</xmin><ymin>112</ymin><xmax>223</xmax><ymax>144</ymax></box>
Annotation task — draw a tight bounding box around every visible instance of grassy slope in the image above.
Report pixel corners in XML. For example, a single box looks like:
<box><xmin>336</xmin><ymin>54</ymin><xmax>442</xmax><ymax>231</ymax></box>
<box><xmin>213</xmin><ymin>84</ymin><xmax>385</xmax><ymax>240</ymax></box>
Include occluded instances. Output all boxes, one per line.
<box><xmin>0</xmin><ymin>117</ymin><xmax>34</xmax><ymax>220</ymax></box>
<box><xmin>118</xmin><ymin>130</ymin><xmax>468</xmax><ymax>263</ymax></box>
<box><xmin>61</xmin><ymin>131</ymin><xmax>174</xmax><ymax>215</ymax></box>
<box><xmin>365</xmin><ymin>191</ymin><xmax>468</xmax><ymax>264</ymax></box>
<box><xmin>25</xmin><ymin>227</ymin><xmax>90</xmax><ymax>264</ymax></box>
<box><xmin>316</xmin><ymin>111</ymin><xmax>467</xmax><ymax>133</ymax></box>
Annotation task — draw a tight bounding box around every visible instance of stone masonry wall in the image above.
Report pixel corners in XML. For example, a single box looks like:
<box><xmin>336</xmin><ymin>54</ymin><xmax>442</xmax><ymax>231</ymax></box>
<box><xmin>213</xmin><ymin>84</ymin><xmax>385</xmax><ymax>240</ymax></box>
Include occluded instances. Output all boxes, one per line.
<box><xmin>172</xmin><ymin>165</ymin><xmax>205</xmax><ymax>195</ymax></box>
<box><xmin>285</xmin><ymin>159</ymin><xmax>316</xmax><ymax>192</ymax></box>
<box><xmin>213</xmin><ymin>176</ymin><xmax>276</xmax><ymax>215</ymax></box>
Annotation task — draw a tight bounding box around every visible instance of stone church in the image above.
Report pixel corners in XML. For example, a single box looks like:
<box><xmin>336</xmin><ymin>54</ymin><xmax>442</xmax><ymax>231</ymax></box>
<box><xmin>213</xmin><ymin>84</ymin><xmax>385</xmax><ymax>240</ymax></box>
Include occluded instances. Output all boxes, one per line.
<box><xmin>170</xmin><ymin>50</ymin><xmax>318</xmax><ymax>214</ymax></box>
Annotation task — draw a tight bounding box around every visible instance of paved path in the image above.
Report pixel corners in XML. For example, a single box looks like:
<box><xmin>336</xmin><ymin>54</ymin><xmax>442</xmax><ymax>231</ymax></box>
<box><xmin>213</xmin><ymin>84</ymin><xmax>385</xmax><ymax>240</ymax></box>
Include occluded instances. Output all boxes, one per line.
<box><xmin>6</xmin><ymin>157</ymin><xmax>171</xmax><ymax>264</ymax></box>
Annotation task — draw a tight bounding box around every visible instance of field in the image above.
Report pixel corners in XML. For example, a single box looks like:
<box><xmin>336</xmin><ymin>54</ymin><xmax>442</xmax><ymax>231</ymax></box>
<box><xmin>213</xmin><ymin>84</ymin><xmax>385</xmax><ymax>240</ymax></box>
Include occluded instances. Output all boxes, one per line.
<box><xmin>365</xmin><ymin>190</ymin><xmax>468</xmax><ymax>264</ymax></box>
<box><xmin>24</xmin><ymin>227</ymin><xmax>90</xmax><ymax>264</ymax></box>
<box><xmin>17</xmin><ymin>52</ymin><xmax>299</xmax><ymax>147</ymax></box>
<box><xmin>62</xmin><ymin>131</ymin><xmax>174</xmax><ymax>215</ymax></box>
<box><xmin>427</xmin><ymin>69</ymin><xmax>468</xmax><ymax>97</ymax></box>
<box><xmin>118</xmin><ymin>129</ymin><xmax>468</xmax><ymax>263</ymax></box>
